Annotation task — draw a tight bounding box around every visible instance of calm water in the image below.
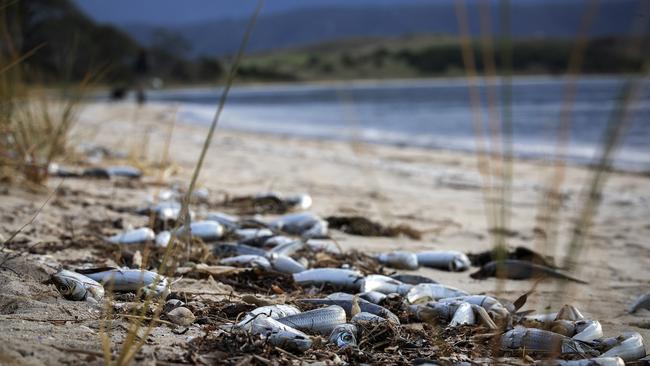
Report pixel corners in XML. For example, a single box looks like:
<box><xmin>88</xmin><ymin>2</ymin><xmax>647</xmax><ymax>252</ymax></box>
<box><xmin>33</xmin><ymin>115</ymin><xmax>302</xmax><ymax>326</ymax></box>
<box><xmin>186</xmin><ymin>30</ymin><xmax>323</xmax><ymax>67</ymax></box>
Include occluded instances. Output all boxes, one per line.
<box><xmin>148</xmin><ymin>76</ymin><xmax>650</xmax><ymax>171</ymax></box>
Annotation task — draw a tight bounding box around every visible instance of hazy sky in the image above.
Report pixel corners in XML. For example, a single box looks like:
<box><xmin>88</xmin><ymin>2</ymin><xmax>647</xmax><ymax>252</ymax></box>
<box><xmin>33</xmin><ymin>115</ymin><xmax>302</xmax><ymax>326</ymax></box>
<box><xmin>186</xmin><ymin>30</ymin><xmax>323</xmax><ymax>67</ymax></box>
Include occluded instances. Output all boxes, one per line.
<box><xmin>72</xmin><ymin>0</ymin><xmax>435</xmax><ymax>25</ymax></box>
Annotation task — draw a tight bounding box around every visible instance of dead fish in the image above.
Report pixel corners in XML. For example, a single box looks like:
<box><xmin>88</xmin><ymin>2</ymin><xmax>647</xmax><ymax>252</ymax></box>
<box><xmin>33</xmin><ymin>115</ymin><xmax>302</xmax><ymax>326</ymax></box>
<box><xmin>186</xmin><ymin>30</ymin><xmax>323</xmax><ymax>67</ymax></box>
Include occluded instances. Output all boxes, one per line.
<box><xmin>600</xmin><ymin>332</ymin><xmax>646</xmax><ymax>362</ymax></box>
<box><xmin>219</xmin><ymin>255</ymin><xmax>271</xmax><ymax>270</ymax></box>
<box><xmin>108</xmin><ymin>227</ymin><xmax>155</xmax><ymax>244</ymax></box>
<box><xmin>266</xmin><ymin>252</ymin><xmax>306</xmax><ymax>274</ymax></box>
<box><xmin>376</xmin><ymin>251</ymin><xmax>419</xmax><ymax>270</ymax></box>
<box><xmin>155</xmin><ymin>231</ymin><xmax>171</xmax><ymax>248</ymax></box>
<box><xmin>298</xmin><ymin>298</ymin><xmax>400</xmax><ymax>324</ymax></box>
<box><xmin>551</xmin><ymin>320</ymin><xmax>576</xmax><ymax>337</ymax></box>
<box><xmin>277</xmin><ymin>305</ymin><xmax>346</xmax><ymax>335</ymax></box>
<box><xmin>535</xmin><ymin>357</ymin><xmax>625</xmax><ymax>366</ymax></box>
<box><xmin>390</xmin><ymin>273</ymin><xmax>438</xmax><ymax>285</ymax></box>
<box><xmin>292</xmin><ymin>268</ymin><xmax>363</xmax><ymax>290</ymax></box>
<box><xmin>83</xmin><ymin>165</ymin><xmax>141</xmax><ymax>179</ymax></box>
<box><xmin>51</xmin><ymin>270</ymin><xmax>104</xmax><ymax>302</ymax></box>
<box><xmin>406</xmin><ymin>283</ymin><xmax>470</xmax><ymax>303</ymax></box>
<box><xmin>573</xmin><ymin>320</ymin><xmax>603</xmax><ymax>342</ymax></box>
<box><xmin>205</xmin><ymin>211</ymin><xmax>240</xmax><ymax>230</ymax></box>
<box><xmin>178</xmin><ymin>220</ymin><xmax>224</xmax><ymax>241</ymax></box>
<box><xmin>359</xmin><ymin>291</ymin><xmax>387</xmax><ymax>304</ymax></box>
<box><xmin>76</xmin><ymin>267</ymin><xmax>169</xmax><ymax>298</ymax></box>
<box><xmin>213</xmin><ymin>243</ymin><xmax>267</xmax><ymax>257</ymax></box>
<box><xmin>268</xmin><ymin>238</ymin><xmax>305</xmax><ymax>256</ymax></box>
<box><xmin>329</xmin><ymin>324</ymin><xmax>357</xmax><ymax>348</ymax></box>
<box><xmin>284</xmin><ymin>193</ymin><xmax>312</xmax><ymax>210</ymax></box>
<box><xmin>361</xmin><ymin>274</ymin><xmax>413</xmax><ymax>295</ymax></box>
<box><xmin>269</xmin><ymin>212</ymin><xmax>328</xmax><ymax>238</ymax></box>
<box><xmin>417</xmin><ymin>250</ymin><xmax>471</xmax><ymax>272</ymax></box>
<box><xmin>234</xmin><ymin>228</ymin><xmax>274</xmax><ymax>241</ymax></box>
<box><xmin>351</xmin><ymin>312</ymin><xmax>385</xmax><ymax>323</ymax></box>
<box><xmin>628</xmin><ymin>291</ymin><xmax>650</xmax><ymax>314</ymax></box>
<box><xmin>408</xmin><ymin>301</ymin><xmax>461</xmax><ymax>323</ymax></box>
<box><xmin>470</xmin><ymin>260</ymin><xmax>587</xmax><ymax>284</ymax></box>
<box><xmin>146</xmin><ymin>200</ymin><xmax>183</xmax><ymax>221</ymax></box>
<box><xmin>250</xmin><ymin>315</ymin><xmax>312</xmax><ymax>352</ymax></box>
<box><xmin>501</xmin><ymin>327</ymin><xmax>597</xmax><ymax>355</ymax></box>
<box><xmin>468</xmin><ymin>246</ymin><xmax>555</xmax><ymax>268</ymax></box>
<box><xmin>450</xmin><ymin>302</ymin><xmax>475</xmax><ymax>327</ymax></box>
<box><xmin>237</xmin><ymin>304</ymin><xmax>301</xmax><ymax>329</ymax></box>
<box><xmin>439</xmin><ymin>295</ymin><xmax>509</xmax><ymax>318</ymax></box>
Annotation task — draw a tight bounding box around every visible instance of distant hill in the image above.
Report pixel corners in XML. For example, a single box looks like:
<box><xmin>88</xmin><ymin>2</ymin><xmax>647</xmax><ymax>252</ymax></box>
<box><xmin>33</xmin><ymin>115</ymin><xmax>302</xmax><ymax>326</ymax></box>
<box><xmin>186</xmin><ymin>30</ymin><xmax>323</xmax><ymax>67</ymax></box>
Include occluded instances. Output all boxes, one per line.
<box><xmin>121</xmin><ymin>0</ymin><xmax>645</xmax><ymax>56</ymax></box>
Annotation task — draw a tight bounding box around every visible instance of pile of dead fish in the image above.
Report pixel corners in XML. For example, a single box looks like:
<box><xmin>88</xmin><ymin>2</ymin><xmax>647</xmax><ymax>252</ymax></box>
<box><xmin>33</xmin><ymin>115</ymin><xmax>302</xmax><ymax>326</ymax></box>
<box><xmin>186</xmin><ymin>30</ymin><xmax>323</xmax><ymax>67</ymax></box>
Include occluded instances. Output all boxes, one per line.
<box><xmin>48</xmin><ymin>188</ymin><xmax>650</xmax><ymax>365</ymax></box>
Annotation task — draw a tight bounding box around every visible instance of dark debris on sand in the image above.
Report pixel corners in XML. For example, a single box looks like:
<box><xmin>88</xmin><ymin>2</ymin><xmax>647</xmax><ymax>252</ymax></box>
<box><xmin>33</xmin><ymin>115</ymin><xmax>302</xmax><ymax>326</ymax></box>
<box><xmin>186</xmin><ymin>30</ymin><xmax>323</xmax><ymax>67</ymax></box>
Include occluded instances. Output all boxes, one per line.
<box><xmin>326</xmin><ymin>215</ymin><xmax>422</xmax><ymax>239</ymax></box>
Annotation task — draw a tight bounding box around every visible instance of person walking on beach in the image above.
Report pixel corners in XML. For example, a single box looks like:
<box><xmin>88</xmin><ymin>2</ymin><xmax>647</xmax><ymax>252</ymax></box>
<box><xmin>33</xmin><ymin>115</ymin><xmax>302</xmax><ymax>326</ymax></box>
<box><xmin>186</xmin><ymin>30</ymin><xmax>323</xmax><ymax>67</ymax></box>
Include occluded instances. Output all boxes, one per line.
<box><xmin>133</xmin><ymin>49</ymin><xmax>150</xmax><ymax>105</ymax></box>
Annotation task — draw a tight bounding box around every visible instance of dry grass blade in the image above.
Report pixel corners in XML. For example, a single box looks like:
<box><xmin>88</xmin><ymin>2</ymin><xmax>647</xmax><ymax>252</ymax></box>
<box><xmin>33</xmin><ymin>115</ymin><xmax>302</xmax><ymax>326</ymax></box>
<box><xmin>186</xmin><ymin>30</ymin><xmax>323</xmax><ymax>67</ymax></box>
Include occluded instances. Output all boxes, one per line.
<box><xmin>454</xmin><ymin>0</ymin><xmax>498</xmax><ymax>249</ymax></box>
<box><xmin>534</xmin><ymin>0</ymin><xmax>600</xmax><ymax>269</ymax></box>
<box><xmin>109</xmin><ymin>1</ymin><xmax>265</xmax><ymax>365</ymax></box>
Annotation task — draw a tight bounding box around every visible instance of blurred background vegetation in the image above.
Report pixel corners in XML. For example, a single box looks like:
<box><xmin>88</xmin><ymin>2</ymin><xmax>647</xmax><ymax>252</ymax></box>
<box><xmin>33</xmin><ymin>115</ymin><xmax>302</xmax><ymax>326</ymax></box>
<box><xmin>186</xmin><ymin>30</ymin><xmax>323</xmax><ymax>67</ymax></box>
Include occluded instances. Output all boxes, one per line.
<box><xmin>6</xmin><ymin>0</ymin><xmax>648</xmax><ymax>86</ymax></box>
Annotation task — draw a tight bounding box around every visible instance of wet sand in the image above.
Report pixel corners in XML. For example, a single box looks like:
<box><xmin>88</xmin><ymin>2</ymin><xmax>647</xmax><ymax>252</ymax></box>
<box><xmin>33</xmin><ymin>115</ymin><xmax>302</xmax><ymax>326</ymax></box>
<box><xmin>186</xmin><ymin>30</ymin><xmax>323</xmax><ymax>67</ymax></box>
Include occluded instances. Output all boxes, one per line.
<box><xmin>0</xmin><ymin>101</ymin><xmax>649</xmax><ymax>365</ymax></box>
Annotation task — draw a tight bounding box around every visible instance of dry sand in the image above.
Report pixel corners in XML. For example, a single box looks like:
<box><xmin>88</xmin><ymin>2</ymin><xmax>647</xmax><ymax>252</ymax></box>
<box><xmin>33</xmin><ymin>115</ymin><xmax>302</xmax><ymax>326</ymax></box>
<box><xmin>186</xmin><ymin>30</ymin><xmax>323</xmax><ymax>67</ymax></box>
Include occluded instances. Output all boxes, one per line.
<box><xmin>0</xmin><ymin>101</ymin><xmax>649</xmax><ymax>365</ymax></box>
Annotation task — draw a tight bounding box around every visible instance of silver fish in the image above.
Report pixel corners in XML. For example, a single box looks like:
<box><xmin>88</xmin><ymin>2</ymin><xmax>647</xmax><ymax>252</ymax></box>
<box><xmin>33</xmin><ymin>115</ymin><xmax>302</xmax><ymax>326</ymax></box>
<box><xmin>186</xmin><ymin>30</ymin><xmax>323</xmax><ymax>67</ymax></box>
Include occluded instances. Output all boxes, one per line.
<box><xmin>269</xmin><ymin>238</ymin><xmax>305</xmax><ymax>256</ymax></box>
<box><xmin>151</xmin><ymin>201</ymin><xmax>183</xmax><ymax>221</ymax></box>
<box><xmin>293</xmin><ymin>268</ymin><xmax>363</xmax><ymax>290</ymax></box>
<box><xmin>501</xmin><ymin>327</ymin><xmax>596</xmax><ymax>355</ymax></box>
<box><xmin>408</xmin><ymin>302</ymin><xmax>461</xmax><ymax>323</ymax></box>
<box><xmin>535</xmin><ymin>357</ymin><xmax>625</xmax><ymax>366</ymax></box>
<box><xmin>266</xmin><ymin>253</ymin><xmax>306</xmax><ymax>274</ymax></box>
<box><xmin>51</xmin><ymin>270</ymin><xmax>104</xmax><ymax>302</ymax></box>
<box><xmin>417</xmin><ymin>250</ymin><xmax>471</xmax><ymax>272</ymax></box>
<box><xmin>600</xmin><ymin>332</ymin><xmax>646</xmax><ymax>362</ymax></box>
<box><xmin>406</xmin><ymin>283</ymin><xmax>470</xmax><ymax>303</ymax></box>
<box><xmin>205</xmin><ymin>211</ymin><xmax>240</xmax><ymax>230</ymax></box>
<box><xmin>178</xmin><ymin>220</ymin><xmax>223</xmax><ymax>241</ymax></box>
<box><xmin>628</xmin><ymin>291</ymin><xmax>650</xmax><ymax>314</ymax></box>
<box><xmin>270</xmin><ymin>212</ymin><xmax>328</xmax><ymax>238</ymax></box>
<box><xmin>573</xmin><ymin>320</ymin><xmax>603</xmax><ymax>343</ymax></box>
<box><xmin>329</xmin><ymin>324</ymin><xmax>357</xmax><ymax>348</ymax></box>
<box><xmin>234</xmin><ymin>228</ymin><xmax>274</xmax><ymax>241</ymax></box>
<box><xmin>77</xmin><ymin>268</ymin><xmax>169</xmax><ymax>298</ymax></box>
<box><xmin>439</xmin><ymin>295</ymin><xmax>509</xmax><ymax>317</ymax></box>
<box><xmin>450</xmin><ymin>302</ymin><xmax>475</xmax><ymax>327</ymax></box>
<box><xmin>361</xmin><ymin>274</ymin><xmax>412</xmax><ymax>296</ymax></box>
<box><xmin>352</xmin><ymin>312</ymin><xmax>385</xmax><ymax>323</ymax></box>
<box><xmin>299</xmin><ymin>298</ymin><xmax>400</xmax><ymax>324</ymax></box>
<box><xmin>376</xmin><ymin>251</ymin><xmax>419</xmax><ymax>270</ymax></box>
<box><xmin>213</xmin><ymin>243</ymin><xmax>267</xmax><ymax>257</ymax></box>
<box><xmin>523</xmin><ymin>312</ymin><xmax>558</xmax><ymax>323</ymax></box>
<box><xmin>277</xmin><ymin>305</ymin><xmax>346</xmax><ymax>335</ymax></box>
<box><xmin>106</xmin><ymin>166</ymin><xmax>142</xmax><ymax>178</ymax></box>
<box><xmin>155</xmin><ymin>231</ymin><xmax>171</xmax><ymax>248</ymax></box>
<box><xmin>359</xmin><ymin>291</ymin><xmax>387</xmax><ymax>304</ymax></box>
<box><xmin>285</xmin><ymin>194</ymin><xmax>312</xmax><ymax>210</ymax></box>
<box><xmin>327</xmin><ymin>292</ymin><xmax>371</xmax><ymax>303</ymax></box>
<box><xmin>237</xmin><ymin>304</ymin><xmax>302</xmax><ymax>329</ymax></box>
<box><xmin>219</xmin><ymin>255</ymin><xmax>271</xmax><ymax>270</ymax></box>
<box><xmin>108</xmin><ymin>227</ymin><xmax>155</xmax><ymax>244</ymax></box>
<box><xmin>250</xmin><ymin>315</ymin><xmax>312</xmax><ymax>352</ymax></box>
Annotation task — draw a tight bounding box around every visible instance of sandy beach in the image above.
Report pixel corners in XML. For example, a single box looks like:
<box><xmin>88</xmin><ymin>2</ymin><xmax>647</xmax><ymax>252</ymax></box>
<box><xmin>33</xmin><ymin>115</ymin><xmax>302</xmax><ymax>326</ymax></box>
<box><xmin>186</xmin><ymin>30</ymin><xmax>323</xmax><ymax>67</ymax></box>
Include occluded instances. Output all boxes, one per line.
<box><xmin>1</xmin><ymin>101</ymin><xmax>649</xmax><ymax>365</ymax></box>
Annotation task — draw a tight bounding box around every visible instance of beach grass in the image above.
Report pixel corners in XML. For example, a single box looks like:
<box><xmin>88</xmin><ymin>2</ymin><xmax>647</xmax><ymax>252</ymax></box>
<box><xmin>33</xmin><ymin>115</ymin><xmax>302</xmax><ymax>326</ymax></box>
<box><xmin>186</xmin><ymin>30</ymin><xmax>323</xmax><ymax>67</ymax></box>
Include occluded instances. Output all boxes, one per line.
<box><xmin>102</xmin><ymin>1</ymin><xmax>265</xmax><ymax>365</ymax></box>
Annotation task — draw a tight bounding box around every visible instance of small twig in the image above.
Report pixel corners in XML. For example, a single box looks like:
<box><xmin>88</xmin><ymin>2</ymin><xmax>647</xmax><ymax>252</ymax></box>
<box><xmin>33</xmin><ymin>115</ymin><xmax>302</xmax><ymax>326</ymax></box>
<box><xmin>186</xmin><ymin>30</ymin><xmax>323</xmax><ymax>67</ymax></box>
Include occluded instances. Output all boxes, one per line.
<box><xmin>0</xmin><ymin>316</ymin><xmax>90</xmax><ymax>323</ymax></box>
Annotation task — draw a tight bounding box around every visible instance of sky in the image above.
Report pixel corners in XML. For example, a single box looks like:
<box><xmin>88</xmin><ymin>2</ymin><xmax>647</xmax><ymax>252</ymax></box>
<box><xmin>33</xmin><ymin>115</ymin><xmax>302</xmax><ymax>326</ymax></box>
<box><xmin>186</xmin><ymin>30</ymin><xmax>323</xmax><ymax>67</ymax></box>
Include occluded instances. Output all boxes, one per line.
<box><xmin>72</xmin><ymin>0</ymin><xmax>436</xmax><ymax>25</ymax></box>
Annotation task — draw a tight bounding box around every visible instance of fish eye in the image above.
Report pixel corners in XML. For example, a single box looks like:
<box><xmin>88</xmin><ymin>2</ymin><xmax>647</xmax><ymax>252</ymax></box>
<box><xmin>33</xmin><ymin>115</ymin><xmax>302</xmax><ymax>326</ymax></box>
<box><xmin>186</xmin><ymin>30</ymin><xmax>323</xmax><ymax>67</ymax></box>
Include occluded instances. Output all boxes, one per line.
<box><xmin>58</xmin><ymin>284</ymin><xmax>69</xmax><ymax>292</ymax></box>
<box><xmin>341</xmin><ymin>333</ymin><xmax>353</xmax><ymax>342</ymax></box>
